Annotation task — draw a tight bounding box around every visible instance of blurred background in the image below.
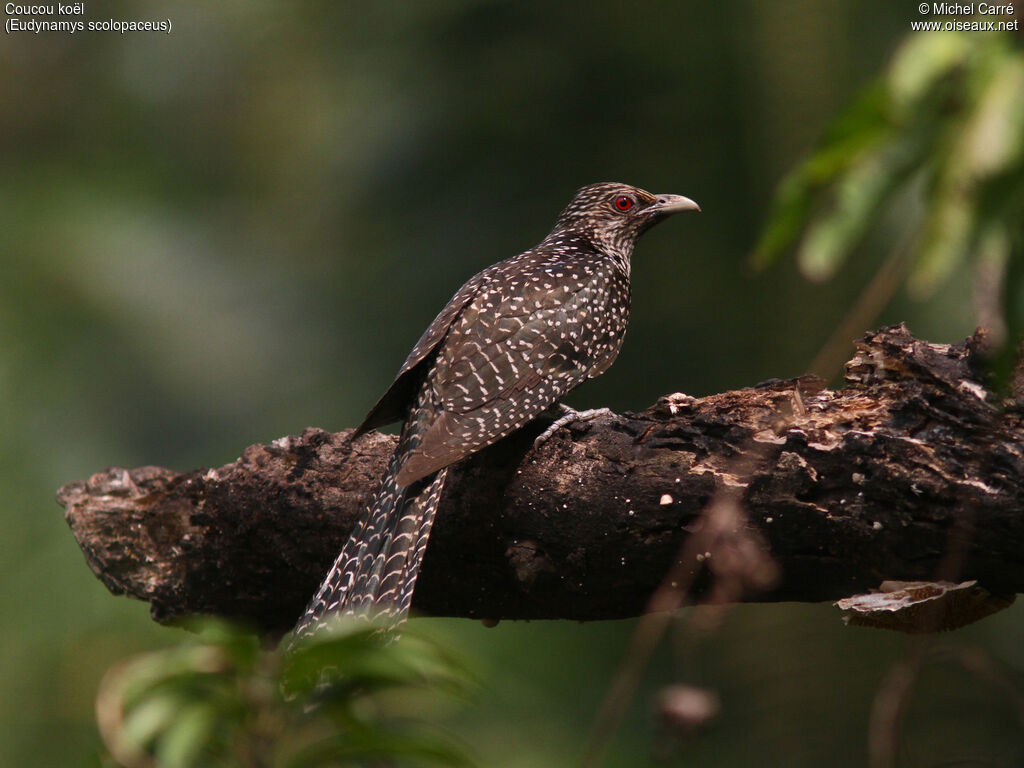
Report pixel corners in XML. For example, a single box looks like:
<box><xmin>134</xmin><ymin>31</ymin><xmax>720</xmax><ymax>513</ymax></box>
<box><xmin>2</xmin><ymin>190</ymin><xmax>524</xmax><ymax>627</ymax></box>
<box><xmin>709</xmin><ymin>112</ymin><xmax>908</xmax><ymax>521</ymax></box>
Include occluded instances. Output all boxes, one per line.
<box><xmin>2</xmin><ymin>1</ymin><xmax>1021</xmax><ymax>765</ymax></box>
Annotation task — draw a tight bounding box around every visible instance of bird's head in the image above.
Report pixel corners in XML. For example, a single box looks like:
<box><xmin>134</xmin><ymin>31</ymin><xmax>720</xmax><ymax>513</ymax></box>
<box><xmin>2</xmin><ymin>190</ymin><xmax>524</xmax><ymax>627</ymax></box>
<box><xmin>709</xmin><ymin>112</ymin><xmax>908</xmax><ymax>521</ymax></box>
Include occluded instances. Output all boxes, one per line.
<box><xmin>551</xmin><ymin>182</ymin><xmax>700</xmax><ymax>261</ymax></box>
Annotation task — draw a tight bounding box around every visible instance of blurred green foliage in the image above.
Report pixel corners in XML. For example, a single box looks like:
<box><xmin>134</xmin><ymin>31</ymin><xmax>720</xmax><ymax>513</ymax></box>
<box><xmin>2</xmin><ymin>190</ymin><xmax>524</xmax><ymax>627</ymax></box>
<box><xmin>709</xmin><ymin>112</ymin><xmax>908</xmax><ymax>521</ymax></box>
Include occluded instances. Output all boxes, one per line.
<box><xmin>755</xmin><ymin>28</ymin><xmax>1024</xmax><ymax>379</ymax></box>
<box><xmin>2</xmin><ymin>2</ymin><xmax>1022</xmax><ymax>767</ymax></box>
<box><xmin>97</xmin><ymin>619</ymin><xmax>475</xmax><ymax>767</ymax></box>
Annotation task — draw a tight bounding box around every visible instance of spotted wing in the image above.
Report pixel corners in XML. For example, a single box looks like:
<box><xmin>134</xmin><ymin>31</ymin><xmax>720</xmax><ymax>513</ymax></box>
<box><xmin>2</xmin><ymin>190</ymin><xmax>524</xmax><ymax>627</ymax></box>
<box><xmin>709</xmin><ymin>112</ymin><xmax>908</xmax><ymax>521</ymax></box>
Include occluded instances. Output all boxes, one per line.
<box><xmin>355</xmin><ymin>269</ymin><xmax>486</xmax><ymax>435</ymax></box>
<box><xmin>395</xmin><ymin>258</ymin><xmax>626</xmax><ymax>485</ymax></box>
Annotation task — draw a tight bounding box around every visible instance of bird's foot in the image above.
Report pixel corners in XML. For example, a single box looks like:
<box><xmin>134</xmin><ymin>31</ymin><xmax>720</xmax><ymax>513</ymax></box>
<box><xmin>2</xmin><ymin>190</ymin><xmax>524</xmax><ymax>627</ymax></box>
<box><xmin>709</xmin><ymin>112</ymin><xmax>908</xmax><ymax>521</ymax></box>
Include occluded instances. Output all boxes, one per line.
<box><xmin>533</xmin><ymin>405</ymin><xmax>613</xmax><ymax>449</ymax></box>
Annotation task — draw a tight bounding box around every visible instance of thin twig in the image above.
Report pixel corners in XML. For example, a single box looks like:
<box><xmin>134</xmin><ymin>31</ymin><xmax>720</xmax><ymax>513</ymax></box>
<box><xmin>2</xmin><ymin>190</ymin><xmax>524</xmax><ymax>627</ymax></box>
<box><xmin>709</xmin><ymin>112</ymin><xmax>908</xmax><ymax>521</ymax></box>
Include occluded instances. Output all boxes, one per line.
<box><xmin>577</xmin><ymin>531</ymin><xmax>703</xmax><ymax>768</ymax></box>
<box><xmin>868</xmin><ymin>639</ymin><xmax>927</xmax><ymax>768</ymax></box>
<box><xmin>808</xmin><ymin>228</ymin><xmax>916</xmax><ymax>379</ymax></box>
<box><xmin>579</xmin><ymin>472</ymin><xmax>778</xmax><ymax>767</ymax></box>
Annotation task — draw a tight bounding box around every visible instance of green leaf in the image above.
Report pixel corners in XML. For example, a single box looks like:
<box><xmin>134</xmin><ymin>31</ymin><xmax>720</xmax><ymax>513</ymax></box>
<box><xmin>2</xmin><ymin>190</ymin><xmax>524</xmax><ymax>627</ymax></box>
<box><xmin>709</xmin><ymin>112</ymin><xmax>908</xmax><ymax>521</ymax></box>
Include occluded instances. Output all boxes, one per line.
<box><xmin>187</xmin><ymin>617</ymin><xmax>262</xmax><ymax>670</ymax></box>
<box><xmin>115</xmin><ymin>646</ymin><xmax>230</xmax><ymax>710</ymax></box>
<box><xmin>887</xmin><ymin>31</ymin><xmax>970</xmax><ymax>119</ymax></box>
<box><xmin>909</xmin><ymin>52</ymin><xmax>1024</xmax><ymax>297</ymax></box>
<box><xmin>796</xmin><ymin>137</ymin><xmax>922</xmax><ymax>280</ymax></box>
<box><xmin>752</xmin><ymin>84</ymin><xmax>890</xmax><ymax>269</ymax></box>
<box><xmin>155</xmin><ymin>703</ymin><xmax>220</xmax><ymax>768</ymax></box>
<box><xmin>959</xmin><ymin>57</ymin><xmax>1024</xmax><ymax>178</ymax></box>
<box><xmin>909</xmin><ymin>181</ymin><xmax>976</xmax><ymax>298</ymax></box>
<box><xmin>755</xmin><ymin>26</ymin><xmax>1024</xmax><ymax>331</ymax></box>
<box><xmin>118</xmin><ymin>690</ymin><xmax>191</xmax><ymax>754</ymax></box>
<box><xmin>283</xmin><ymin>621</ymin><xmax>474</xmax><ymax>702</ymax></box>
<box><xmin>99</xmin><ymin>618</ymin><xmax>477</xmax><ymax>767</ymax></box>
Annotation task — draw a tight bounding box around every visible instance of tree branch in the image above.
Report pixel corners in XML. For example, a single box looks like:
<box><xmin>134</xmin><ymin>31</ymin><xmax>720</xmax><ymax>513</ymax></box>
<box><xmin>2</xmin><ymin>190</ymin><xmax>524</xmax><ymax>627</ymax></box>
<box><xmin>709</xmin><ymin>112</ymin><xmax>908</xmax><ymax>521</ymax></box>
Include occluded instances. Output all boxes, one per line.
<box><xmin>57</xmin><ymin>325</ymin><xmax>1024</xmax><ymax>635</ymax></box>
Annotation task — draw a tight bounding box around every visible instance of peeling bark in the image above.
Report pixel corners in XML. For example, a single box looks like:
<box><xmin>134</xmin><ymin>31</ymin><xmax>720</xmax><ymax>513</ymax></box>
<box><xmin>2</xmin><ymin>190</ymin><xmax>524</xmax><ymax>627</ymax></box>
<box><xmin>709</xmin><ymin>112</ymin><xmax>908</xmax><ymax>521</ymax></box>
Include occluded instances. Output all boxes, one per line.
<box><xmin>57</xmin><ymin>325</ymin><xmax>1024</xmax><ymax>635</ymax></box>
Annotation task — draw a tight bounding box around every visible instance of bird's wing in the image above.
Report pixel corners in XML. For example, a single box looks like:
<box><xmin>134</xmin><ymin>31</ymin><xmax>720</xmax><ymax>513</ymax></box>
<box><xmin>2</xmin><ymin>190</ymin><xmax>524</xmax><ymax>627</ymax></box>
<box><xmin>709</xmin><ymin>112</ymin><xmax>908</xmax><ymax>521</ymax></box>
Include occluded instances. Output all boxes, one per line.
<box><xmin>395</xmin><ymin>262</ymin><xmax>615</xmax><ymax>485</ymax></box>
<box><xmin>354</xmin><ymin>269</ymin><xmax>486</xmax><ymax>434</ymax></box>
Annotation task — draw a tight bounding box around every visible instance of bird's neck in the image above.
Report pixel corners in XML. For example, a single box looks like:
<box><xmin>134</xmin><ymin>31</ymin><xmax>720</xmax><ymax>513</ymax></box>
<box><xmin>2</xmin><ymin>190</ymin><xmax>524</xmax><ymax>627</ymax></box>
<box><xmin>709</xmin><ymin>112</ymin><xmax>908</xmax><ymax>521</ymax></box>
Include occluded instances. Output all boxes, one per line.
<box><xmin>542</xmin><ymin>229</ymin><xmax>633</xmax><ymax>278</ymax></box>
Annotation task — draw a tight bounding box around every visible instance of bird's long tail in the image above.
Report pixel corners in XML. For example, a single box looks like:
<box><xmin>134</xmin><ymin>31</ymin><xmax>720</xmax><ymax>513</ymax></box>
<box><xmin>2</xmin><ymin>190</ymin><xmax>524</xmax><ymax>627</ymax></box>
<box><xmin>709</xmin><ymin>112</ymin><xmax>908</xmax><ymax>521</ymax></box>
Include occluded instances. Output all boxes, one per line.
<box><xmin>291</xmin><ymin>441</ymin><xmax>447</xmax><ymax>642</ymax></box>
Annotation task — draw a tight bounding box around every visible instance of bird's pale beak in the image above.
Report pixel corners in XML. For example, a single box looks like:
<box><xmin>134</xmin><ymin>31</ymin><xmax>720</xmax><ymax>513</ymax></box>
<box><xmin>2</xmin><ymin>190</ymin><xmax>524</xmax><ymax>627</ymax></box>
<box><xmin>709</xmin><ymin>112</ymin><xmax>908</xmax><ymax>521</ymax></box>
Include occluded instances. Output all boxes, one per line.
<box><xmin>649</xmin><ymin>194</ymin><xmax>701</xmax><ymax>215</ymax></box>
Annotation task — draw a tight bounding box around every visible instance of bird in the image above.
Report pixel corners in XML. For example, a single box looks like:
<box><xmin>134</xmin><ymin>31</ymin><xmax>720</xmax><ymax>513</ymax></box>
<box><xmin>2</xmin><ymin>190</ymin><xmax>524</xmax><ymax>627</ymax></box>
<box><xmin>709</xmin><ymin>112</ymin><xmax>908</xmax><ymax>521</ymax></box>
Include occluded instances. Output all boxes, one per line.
<box><xmin>292</xmin><ymin>182</ymin><xmax>699</xmax><ymax>640</ymax></box>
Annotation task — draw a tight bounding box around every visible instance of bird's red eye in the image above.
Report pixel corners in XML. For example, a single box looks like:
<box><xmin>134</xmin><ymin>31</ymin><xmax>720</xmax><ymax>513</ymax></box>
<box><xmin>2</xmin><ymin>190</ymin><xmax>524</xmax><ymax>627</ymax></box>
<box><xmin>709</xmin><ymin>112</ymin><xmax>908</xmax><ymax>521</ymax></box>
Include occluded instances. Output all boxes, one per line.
<box><xmin>615</xmin><ymin>195</ymin><xmax>634</xmax><ymax>211</ymax></box>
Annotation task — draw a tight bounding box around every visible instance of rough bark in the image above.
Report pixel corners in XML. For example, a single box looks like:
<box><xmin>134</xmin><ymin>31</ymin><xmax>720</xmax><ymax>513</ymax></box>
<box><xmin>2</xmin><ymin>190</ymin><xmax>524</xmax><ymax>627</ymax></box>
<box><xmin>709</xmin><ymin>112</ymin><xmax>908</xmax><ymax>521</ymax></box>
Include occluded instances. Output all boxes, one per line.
<box><xmin>57</xmin><ymin>325</ymin><xmax>1024</xmax><ymax>636</ymax></box>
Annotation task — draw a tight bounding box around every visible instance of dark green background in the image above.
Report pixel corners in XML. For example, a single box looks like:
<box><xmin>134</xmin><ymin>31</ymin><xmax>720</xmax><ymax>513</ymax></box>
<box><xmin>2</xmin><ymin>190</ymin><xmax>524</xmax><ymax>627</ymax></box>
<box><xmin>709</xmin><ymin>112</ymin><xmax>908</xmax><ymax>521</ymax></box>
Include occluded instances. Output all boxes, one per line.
<box><xmin>2</xmin><ymin>1</ymin><xmax>1020</xmax><ymax>765</ymax></box>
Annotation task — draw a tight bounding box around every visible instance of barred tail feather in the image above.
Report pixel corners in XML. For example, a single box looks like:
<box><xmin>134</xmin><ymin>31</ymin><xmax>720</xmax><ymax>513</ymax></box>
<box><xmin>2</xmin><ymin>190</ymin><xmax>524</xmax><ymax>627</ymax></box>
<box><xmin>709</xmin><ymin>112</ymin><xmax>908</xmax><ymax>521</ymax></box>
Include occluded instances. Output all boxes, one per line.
<box><xmin>376</xmin><ymin>467</ymin><xmax>447</xmax><ymax>620</ymax></box>
<box><xmin>291</xmin><ymin>444</ymin><xmax>446</xmax><ymax>642</ymax></box>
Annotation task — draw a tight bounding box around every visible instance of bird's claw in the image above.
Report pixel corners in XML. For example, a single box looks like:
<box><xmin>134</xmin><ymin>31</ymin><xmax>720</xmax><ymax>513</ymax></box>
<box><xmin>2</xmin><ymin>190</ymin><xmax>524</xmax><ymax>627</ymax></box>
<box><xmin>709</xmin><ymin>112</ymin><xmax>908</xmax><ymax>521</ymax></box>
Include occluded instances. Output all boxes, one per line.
<box><xmin>533</xmin><ymin>406</ymin><xmax>613</xmax><ymax>449</ymax></box>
